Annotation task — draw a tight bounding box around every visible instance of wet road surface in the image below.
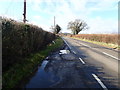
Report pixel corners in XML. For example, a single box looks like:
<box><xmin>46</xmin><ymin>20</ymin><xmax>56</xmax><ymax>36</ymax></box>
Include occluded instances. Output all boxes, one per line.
<box><xmin>23</xmin><ymin>37</ymin><xmax>119</xmax><ymax>89</ymax></box>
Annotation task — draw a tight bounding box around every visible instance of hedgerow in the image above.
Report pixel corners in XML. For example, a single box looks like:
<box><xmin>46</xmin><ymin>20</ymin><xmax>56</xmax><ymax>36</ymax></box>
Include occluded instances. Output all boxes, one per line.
<box><xmin>2</xmin><ymin>17</ymin><xmax>55</xmax><ymax>72</ymax></box>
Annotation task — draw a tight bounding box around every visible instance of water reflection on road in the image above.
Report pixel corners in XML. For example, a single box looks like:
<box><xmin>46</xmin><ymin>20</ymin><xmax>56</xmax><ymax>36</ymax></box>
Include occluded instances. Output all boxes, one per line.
<box><xmin>24</xmin><ymin>60</ymin><xmax>60</xmax><ymax>88</ymax></box>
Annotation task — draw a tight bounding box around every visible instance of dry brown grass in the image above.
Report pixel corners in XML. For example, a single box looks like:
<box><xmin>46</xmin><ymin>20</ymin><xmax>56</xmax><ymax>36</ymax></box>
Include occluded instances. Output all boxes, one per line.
<box><xmin>72</xmin><ymin>34</ymin><xmax>119</xmax><ymax>45</ymax></box>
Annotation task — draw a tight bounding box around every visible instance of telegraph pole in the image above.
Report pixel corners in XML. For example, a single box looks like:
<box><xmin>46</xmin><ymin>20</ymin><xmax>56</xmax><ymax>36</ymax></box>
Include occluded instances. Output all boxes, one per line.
<box><xmin>23</xmin><ymin>0</ymin><xmax>26</xmax><ymax>23</ymax></box>
<box><xmin>54</xmin><ymin>16</ymin><xmax>55</xmax><ymax>28</ymax></box>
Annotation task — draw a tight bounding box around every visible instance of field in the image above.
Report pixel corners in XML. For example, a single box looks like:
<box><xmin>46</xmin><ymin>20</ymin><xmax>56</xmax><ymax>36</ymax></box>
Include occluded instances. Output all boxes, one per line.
<box><xmin>71</xmin><ymin>34</ymin><xmax>120</xmax><ymax>49</ymax></box>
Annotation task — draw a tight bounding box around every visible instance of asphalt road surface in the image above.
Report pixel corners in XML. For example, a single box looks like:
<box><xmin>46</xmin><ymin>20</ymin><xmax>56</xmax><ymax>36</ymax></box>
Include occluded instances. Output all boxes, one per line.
<box><xmin>62</xmin><ymin>37</ymin><xmax>119</xmax><ymax>89</ymax></box>
<box><xmin>23</xmin><ymin>36</ymin><xmax>119</xmax><ymax>89</ymax></box>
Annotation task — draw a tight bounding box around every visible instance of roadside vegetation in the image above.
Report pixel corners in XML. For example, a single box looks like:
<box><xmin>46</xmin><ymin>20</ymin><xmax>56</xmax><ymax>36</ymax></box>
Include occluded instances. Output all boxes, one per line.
<box><xmin>70</xmin><ymin>34</ymin><xmax>119</xmax><ymax>49</ymax></box>
<box><xmin>3</xmin><ymin>36</ymin><xmax>63</xmax><ymax>88</ymax></box>
<box><xmin>2</xmin><ymin>18</ymin><xmax>55</xmax><ymax>72</ymax></box>
<box><xmin>50</xmin><ymin>24</ymin><xmax>62</xmax><ymax>34</ymax></box>
<box><xmin>2</xmin><ymin>17</ymin><xmax>64</xmax><ymax>88</ymax></box>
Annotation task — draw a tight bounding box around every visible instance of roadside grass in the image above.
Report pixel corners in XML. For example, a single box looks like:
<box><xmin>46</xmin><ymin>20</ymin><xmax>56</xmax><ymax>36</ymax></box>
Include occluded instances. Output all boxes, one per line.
<box><xmin>3</xmin><ymin>37</ymin><xmax>63</xmax><ymax>88</ymax></box>
<box><xmin>71</xmin><ymin>37</ymin><xmax>119</xmax><ymax>50</ymax></box>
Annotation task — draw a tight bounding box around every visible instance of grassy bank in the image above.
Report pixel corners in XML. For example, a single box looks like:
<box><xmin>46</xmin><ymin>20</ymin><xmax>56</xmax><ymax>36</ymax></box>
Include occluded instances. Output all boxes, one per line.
<box><xmin>71</xmin><ymin>37</ymin><xmax>119</xmax><ymax>49</ymax></box>
<box><xmin>3</xmin><ymin>37</ymin><xmax>63</xmax><ymax>88</ymax></box>
<box><xmin>72</xmin><ymin>34</ymin><xmax>119</xmax><ymax>44</ymax></box>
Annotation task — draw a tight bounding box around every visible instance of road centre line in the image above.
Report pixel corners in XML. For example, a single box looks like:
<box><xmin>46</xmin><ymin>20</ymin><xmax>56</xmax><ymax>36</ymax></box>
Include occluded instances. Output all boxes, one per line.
<box><xmin>102</xmin><ymin>52</ymin><xmax>120</xmax><ymax>60</ymax></box>
<box><xmin>64</xmin><ymin>38</ymin><xmax>119</xmax><ymax>61</ymax></box>
<box><xmin>75</xmin><ymin>40</ymin><xmax>119</xmax><ymax>61</ymax></box>
<box><xmin>79</xmin><ymin>58</ymin><xmax>85</xmax><ymax>64</ymax></box>
<box><xmin>79</xmin><ymin>43</ymin><xmax>91</xmax><ymax>48</ymax></box>
<box><xmin>92</xmin><ymin>74</ymin><xmax>108</xmax><ymax>90</ymax></box>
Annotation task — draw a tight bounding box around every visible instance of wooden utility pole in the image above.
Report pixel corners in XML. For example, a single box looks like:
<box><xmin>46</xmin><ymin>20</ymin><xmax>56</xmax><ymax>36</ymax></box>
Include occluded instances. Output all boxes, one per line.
<box><xmin>23</xmin><ymin>0</ymin><xmax>26</xmax><ymax>23</ymax></box>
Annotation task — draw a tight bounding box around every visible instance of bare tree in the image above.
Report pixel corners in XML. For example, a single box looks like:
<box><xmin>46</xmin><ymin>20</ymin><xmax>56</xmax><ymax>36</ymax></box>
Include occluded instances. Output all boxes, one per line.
<box><xmin>67</xmin><ymin>19</ymin><xmax>88</xmax><ymax>35</ymax></box>
<box><xmin>50</xmin><ymin>24</ymin><xmax>61</xmax><ymax>34</ymax></box>
<box><xmin>50</xmin><ymin>25</ymin><xmax>55</xmax><ymax>33</ymax></box>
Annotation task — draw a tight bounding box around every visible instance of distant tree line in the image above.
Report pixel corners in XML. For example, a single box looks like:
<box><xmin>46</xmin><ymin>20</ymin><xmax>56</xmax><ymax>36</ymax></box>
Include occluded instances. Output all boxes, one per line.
<box><xmin>50</xmin><ymin>19</ymin><xmax>88</xmax><ymax>35</ymax></box>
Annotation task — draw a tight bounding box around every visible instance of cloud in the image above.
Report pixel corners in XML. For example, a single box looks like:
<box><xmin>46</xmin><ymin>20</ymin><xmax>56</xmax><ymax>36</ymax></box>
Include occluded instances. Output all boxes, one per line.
<box><xmin>33</xmin><ymin>15</ymin><xmax>41</xmax><ymax>20</ymax></box>
<box><xmin>82</xmin><ymin>17</ymin><xmax>118</xmax><ymax>34</ymax></box>
<box><xmin>1</xmin><ymin>0</ymin><xmax>118</xmax><ymax>34</ymax></box>
<box><xmin>29</xmin><ymin>0</ymin><xmax>118</xmax><ymax>33</ymax></box>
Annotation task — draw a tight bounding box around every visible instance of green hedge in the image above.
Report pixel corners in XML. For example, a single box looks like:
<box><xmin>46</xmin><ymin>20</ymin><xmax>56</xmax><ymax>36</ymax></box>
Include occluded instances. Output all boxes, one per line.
<box><xmin>2</xmin><ymin>18</ymin><xmax>56</xmax><ymax>72</ymax></box>
<box><xmin>3</xmin><ymin>37</ymin><xmax>63</xmax><ymax>88</ymax></box>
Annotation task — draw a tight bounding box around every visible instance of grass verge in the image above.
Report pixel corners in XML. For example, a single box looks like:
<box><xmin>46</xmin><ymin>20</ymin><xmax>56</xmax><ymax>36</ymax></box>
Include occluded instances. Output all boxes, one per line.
<box><xmin>3</xmin><ymin>37</ymin><xmax>63</xmax><ymax>88</ymax></box>
<box><xmin>71</xmin><ymin>37</ymin><xmax>120</xmax><ymax>50</ymax></box>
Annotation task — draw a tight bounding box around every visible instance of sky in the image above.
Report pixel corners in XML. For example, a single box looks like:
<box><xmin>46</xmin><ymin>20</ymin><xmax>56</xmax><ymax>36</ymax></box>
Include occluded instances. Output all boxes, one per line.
<box><xmin>0</xmin><ymin>0</ymin><xmax>119</xmax><ymax>34</ymax></box>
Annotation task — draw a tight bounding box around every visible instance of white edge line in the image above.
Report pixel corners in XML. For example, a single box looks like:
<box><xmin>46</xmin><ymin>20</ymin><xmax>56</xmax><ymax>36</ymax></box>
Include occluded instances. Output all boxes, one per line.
<box><xmin>102</xmin><ymin>52</ymin><xmax>119</xmax><ymax>60</ymax></box>
<box><xmin>79</xmin><ymin>58</ymin><xmax>85</xmax><ymax>64</ymax></box>
<box><xmin>73</xmin><ymin>51</ymin><xmax>76</xmax><ymax>54</ymax></box>
<box><xmin>62</xmin><ymin>38</ymin><xmax>71</xmax><ymax>49</ymax></box>
<box><xmin>92</xmin><ymin>74</ymin><xmax>108</xmax><ymax>90</ymax></box>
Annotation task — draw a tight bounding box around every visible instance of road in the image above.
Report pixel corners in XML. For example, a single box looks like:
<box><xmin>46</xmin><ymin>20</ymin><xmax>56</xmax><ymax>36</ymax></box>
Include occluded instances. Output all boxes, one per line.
<box><xmin>62</xmin><ymin>37</ymin><xmax>119</xmax><ymax>89</ymax></box>
<box><xmin>23</xmin><ymin>36</ymin><xmax>119</xmax><ymax>89</ymax></box>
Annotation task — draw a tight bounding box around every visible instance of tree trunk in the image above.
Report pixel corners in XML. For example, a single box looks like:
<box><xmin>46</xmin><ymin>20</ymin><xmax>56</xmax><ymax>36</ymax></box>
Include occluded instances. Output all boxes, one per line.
<box><xmin>76</xmin><ymin>31</ymin><xmax>79</xmax><ymax>34</ymax></box>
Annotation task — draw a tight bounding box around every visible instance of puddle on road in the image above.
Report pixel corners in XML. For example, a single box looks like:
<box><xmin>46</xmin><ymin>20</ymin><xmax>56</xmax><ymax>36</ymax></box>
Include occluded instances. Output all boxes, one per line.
<box><xmin>24</xmin><ymin>60</ymin><xmax>60</xmax><ymax>88</ymax></box>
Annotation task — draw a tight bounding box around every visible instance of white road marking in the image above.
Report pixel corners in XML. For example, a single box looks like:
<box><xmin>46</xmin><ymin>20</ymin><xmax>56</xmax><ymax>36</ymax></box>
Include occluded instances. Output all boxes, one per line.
<box><xmin>92</xmin><ymin>74</ymin><xmax>108</xmax><ymax>90</ymax></box>
<box><xmin>80</xmin><ymin>43</ymin><xmax>91</xmax><ymax>48</ymax></box>
<box><xmin>62</xmin><ymin>38</ymin><xmax>72</xmax><ymax>49</ymax></box>
<box><xmin>102</xmin><ymin>52</ymin><xmax>120</xmax><ymax>60</ymax></box>
<box><xmin>73</xmin><ymin>51</ymin><xmax>76</xmax><ymax>54</ymax></box>
<box><xmin>78</xmin><ymin>41</ymin><xmax>119</xmax><ymax>61</ymax></box>
<box><xmin>79</xmin><ymin>58</ymin><xmax>85</xmax><ymax>64</ymax></box>
<box><xmin>64</xmin><ymin>38</ymin><xmax>119</xmax><ymax>61</ymax></box>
